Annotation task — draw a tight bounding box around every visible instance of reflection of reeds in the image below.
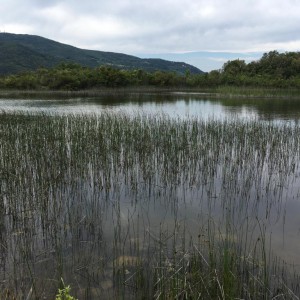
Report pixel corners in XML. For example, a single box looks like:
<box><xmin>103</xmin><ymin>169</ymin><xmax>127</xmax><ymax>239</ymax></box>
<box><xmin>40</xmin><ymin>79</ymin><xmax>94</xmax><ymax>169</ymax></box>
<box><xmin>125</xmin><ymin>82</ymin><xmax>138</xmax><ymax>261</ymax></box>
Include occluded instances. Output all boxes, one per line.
<box><xmin>1</xmin><ymin>111</ymin><xmax>300</xmax><ymax>299</ymax></box>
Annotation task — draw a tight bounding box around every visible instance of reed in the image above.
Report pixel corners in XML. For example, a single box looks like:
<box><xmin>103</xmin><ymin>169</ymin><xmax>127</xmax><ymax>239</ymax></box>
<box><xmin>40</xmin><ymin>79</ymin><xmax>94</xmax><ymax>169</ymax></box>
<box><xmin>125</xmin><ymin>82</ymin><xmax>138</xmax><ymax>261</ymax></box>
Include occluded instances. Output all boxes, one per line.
<box><xmin>0</xmin><ymin>111</ymin><xmax>300</xmax><ymax>299</ymax></box>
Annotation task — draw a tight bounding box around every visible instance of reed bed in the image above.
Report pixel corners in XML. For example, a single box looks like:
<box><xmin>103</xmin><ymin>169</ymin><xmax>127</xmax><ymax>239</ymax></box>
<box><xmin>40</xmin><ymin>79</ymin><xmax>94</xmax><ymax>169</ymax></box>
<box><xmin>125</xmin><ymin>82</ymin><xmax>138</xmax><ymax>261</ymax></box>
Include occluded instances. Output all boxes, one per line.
<box><xmin>0</xmin><ymin>111</ymin><xmax>300</xmax><ymax>299</ymax></box>
<box><xmin>215</xmin><ymin>86</ymin><xmax>300</xmax><ymax>99</ymax></box>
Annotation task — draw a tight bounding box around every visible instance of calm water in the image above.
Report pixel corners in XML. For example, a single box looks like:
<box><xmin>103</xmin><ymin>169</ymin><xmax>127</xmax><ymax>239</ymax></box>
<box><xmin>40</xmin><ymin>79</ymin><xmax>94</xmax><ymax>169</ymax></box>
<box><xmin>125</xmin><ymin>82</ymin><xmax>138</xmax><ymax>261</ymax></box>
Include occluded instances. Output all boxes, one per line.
<box><xmin>2</xmin><ymin>92</ymin><xmax>300</xmax><ymax>123</ymax></box>
<box><xmin>2</xmin><ymin>92</ymin><xmax>300</xmax><ymax>298</ymax></box>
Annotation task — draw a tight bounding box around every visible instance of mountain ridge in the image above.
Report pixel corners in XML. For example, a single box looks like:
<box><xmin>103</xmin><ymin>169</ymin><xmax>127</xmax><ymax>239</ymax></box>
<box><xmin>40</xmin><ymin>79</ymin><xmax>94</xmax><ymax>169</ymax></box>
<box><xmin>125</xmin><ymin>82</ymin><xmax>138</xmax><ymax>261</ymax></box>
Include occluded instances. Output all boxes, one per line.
<box><xmin>0</xmin><ymin>33</ymin><xmax>203</xmax><ymax>75</ymax></box>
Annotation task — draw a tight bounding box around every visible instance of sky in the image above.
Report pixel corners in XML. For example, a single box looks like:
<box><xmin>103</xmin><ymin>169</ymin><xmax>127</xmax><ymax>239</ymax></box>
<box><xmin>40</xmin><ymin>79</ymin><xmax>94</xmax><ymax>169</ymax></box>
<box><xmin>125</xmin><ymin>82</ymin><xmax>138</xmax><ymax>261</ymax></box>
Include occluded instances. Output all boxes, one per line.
<box><xmin>1</xmin><ymin>0</ymin><xmax>300</xmax><ymax>72</ymax></box>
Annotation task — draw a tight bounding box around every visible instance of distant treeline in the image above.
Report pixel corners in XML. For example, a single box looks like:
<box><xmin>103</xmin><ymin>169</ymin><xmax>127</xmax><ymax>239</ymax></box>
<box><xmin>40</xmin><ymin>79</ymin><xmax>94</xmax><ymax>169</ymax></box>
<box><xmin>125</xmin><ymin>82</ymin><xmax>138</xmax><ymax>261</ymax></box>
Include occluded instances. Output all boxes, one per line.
<box><xmin>1</xmin><ymin>50</ymin><xmax>300</xmax><ymax>90</ymax></box>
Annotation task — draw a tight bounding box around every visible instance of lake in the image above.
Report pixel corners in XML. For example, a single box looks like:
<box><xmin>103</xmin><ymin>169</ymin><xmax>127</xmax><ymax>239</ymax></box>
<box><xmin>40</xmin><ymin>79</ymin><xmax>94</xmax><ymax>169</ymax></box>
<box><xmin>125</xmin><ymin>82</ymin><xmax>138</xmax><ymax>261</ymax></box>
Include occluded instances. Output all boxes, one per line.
<box><xmin>2</xmin><ymin>91</ymin><xmax>300</xmax><ymax>122</ymax></box>
<box><xmin>1</xmin><ymin>92</ymin><xmax>300</xmax><ymax>299</ymax></box>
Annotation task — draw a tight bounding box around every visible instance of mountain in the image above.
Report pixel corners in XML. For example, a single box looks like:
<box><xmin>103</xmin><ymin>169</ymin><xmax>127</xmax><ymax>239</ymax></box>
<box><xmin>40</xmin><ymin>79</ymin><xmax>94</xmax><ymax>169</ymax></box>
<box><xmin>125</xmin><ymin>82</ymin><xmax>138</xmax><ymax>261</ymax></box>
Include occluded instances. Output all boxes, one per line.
<box><xmin>0</xmin><ymin>33</ymin><xmax>203</xmax><ymax>75</ymax></box>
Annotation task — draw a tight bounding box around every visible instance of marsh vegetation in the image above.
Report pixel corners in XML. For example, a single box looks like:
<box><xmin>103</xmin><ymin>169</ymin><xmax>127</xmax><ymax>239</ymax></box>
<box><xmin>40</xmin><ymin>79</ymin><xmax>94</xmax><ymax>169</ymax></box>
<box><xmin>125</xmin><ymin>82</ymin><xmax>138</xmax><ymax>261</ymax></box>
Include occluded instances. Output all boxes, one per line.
<box><xmin>1</xmin><ymin>107</ymin><xmax>300</xmax><ymax>299</ymax></box>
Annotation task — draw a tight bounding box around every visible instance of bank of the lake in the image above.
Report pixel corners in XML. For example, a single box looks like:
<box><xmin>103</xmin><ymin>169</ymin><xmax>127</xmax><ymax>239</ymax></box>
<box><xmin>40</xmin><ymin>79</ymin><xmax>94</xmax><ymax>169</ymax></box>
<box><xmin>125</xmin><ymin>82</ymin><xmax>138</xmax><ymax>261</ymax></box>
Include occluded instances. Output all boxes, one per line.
<box><xmin>1</xmin><ymin>86</ymin><xmax>300</xmax><ymax>101</ymax></box>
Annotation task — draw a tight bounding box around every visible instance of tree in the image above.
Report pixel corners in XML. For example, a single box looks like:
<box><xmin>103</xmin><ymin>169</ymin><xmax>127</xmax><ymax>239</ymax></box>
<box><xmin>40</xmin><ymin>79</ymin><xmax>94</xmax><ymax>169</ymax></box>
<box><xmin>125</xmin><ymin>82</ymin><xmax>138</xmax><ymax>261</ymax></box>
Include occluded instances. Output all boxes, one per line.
<box><xmin>222</xmin><ymin>59</ymin><xmax>247</xmax><ymax>76</ymax></box>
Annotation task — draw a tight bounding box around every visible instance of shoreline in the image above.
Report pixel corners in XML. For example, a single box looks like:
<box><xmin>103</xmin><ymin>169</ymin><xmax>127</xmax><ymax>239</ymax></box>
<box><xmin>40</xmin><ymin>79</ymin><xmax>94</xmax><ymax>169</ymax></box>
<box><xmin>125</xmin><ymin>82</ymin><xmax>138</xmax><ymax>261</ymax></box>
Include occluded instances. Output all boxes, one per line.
<box><xmin>0</xmin><ymin>86</ymin><xmax>300</xmax><ymax>100</ymax></box>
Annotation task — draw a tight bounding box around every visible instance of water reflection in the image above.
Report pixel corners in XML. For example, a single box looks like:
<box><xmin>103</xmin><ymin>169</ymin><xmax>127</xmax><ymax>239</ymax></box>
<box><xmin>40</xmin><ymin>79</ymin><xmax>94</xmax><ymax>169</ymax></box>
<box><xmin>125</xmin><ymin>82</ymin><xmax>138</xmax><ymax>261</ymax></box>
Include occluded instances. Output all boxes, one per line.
<box><xmin>1</xmin><ymin>92</ymin><xmax>300</xmax><ymax>122</ymax></box>
<box><xmin>2</xmin><ymin>94</ymin><xmax>300</xmax><ymax>298</ymax></box>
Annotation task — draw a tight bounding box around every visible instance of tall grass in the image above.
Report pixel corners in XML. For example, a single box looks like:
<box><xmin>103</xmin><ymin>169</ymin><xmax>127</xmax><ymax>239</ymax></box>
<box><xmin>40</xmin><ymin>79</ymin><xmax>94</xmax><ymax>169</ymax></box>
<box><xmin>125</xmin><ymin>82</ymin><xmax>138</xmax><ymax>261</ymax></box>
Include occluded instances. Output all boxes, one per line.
<box><xmin>215</xmin><ymin>86</ymin><xmax>300</xmax><ymax>99</ymax></box>
<box><xmin>0</xmin><ymin>111</ymin><xmax>300</xmax><ymax>299</ymax></box>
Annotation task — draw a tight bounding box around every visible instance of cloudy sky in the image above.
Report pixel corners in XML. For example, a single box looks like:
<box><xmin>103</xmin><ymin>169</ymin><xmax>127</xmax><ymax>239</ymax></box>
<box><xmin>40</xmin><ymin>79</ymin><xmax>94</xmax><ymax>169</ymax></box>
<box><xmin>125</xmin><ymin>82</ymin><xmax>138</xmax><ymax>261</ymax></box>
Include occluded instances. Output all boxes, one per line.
<box><xmin>1</xmin><ymin>0</ymin><xmax>300</xmax><ymax>71</ymax></box>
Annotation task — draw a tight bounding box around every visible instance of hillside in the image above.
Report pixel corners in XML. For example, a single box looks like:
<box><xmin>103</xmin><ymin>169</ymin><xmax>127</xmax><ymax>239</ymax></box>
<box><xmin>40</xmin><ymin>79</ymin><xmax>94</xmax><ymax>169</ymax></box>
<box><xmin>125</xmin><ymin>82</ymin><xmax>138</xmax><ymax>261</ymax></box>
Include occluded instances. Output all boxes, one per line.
<box><xmin>0</xmin><ymin>33</ymin><xmax>203</xmax><ymax>75</ymax></box>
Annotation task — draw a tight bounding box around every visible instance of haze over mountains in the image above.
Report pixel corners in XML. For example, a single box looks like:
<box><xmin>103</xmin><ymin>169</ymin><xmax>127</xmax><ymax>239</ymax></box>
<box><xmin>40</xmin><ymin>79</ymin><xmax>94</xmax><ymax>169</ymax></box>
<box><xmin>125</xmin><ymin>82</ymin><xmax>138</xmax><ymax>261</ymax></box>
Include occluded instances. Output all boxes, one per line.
<box><xmin>0</xmin><ymin>33</ymin><xmax>203</xmax><ymax>75</ymax></box>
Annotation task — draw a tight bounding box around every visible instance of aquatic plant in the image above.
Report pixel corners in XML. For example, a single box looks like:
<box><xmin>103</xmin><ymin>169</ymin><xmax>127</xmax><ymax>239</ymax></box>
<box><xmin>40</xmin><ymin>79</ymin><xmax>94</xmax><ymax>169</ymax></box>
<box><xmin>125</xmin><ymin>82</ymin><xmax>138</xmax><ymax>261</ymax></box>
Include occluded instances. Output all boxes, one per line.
<box><xmin>55</xmin><ymin>279</ymin><xmax>77</xmax><ymax>300</ymax></box>
<box><xmin>0</xmin><ymin>111</ymin><xmax>300</xmax><ymax>299</ymax></box>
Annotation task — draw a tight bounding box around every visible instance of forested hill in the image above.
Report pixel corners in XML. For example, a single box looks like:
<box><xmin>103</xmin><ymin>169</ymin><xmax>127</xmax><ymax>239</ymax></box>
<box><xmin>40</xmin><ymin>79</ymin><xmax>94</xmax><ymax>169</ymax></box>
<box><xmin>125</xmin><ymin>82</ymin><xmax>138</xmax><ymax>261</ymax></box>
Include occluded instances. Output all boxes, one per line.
<box><xmin>0</xmin><ymin>33</ymin><xmax>203</xmax><ymax>75</ymax></box>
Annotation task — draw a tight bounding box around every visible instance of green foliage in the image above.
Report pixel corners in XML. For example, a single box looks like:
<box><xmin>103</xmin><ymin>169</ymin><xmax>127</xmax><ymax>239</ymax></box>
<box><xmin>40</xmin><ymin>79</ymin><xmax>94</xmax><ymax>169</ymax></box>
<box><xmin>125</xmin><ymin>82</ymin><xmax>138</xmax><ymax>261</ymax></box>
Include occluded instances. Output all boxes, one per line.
<box><xmin>199</xmin><ymin>50</ymin><xmax>300</xmax><ymax>88</ymax></box>
<box><xmin>1</xmin><ymin>43</ymin><xmax>300</xmax><ymax>90</ymax></box>
<box><xmin>55</xmin><ymin>279</ymin><xmax>77</xmax><ymax>300</ymax></box>
<box><xmin>0</xmin><ymin>64</ymin><xmax>189</xmax><ymax>90</ymax></box>
<box><xmin>0</xmin><ymin>33</ymin><xmax>202</xmax><ymax>76</ymax></box>
<box><xmin>219</xmin><ymin>51</ymin><xmax>300</xmax><ymax>86</ymax></box>
<box><xmin>222</xmin><ymin>59</ymin><xmax>247</xmax><ymax>75</ymax></box>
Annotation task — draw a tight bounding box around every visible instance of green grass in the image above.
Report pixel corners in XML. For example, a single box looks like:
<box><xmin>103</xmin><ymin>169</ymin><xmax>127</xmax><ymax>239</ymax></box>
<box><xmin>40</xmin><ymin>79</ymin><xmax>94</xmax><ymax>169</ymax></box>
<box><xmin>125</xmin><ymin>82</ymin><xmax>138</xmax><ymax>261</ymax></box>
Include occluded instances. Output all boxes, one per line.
<box><xmin>0</xmin><ymin>111</ymin><xmax>300</xmax><ymax>299</ymax></box>
<box><xmin>1</xmin><ymin>86</ymin><xmax>300</xmax><ymax>102</ymax></box>
<box><xmin>215</xmin><ymin>85</ymin><xmax>300</xmax><ymax>98</ymax></box>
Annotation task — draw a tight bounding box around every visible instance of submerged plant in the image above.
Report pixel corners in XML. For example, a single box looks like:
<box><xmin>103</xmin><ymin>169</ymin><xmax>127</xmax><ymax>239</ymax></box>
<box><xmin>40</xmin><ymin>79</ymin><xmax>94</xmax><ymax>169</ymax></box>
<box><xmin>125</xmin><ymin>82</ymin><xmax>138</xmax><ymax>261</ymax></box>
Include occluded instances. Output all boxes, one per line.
<box><xmin>0</xmin><ymin>111</ymin><xmax>300</xmax><ymax>299</ymax></box>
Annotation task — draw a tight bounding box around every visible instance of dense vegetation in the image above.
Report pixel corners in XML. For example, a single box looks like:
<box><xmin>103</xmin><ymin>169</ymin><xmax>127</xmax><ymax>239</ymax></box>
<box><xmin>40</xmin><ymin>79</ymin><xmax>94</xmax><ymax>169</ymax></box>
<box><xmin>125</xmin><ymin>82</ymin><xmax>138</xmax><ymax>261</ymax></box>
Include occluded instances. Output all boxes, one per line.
<box><xmin>0</xmin><ymin>33</ymin><xmax>202</xmax><ymax>75</ymax></box>
<box><xmin>217</xmin><ymin>50</ymin><xmax>300</xmax><ymax>87</ymax></box>
<box><xmin>1</xmin><ymin>112</ymin><xmax>300</xmax><ymax>299</ymax></box>
<box><xmin>0</xmin><ymin>50</ymin><xmax>300</xmax><ymax>90</ymax></box>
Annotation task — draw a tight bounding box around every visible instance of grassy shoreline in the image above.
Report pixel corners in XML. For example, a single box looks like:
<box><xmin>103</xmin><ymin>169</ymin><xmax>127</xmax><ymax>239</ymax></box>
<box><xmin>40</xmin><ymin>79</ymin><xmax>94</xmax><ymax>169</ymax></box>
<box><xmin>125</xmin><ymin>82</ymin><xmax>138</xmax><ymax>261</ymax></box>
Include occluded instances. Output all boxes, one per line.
<box><xmin>1</xmin><ymin>86</ymin><xmax>300</xmax><ymax>100</ymax></box>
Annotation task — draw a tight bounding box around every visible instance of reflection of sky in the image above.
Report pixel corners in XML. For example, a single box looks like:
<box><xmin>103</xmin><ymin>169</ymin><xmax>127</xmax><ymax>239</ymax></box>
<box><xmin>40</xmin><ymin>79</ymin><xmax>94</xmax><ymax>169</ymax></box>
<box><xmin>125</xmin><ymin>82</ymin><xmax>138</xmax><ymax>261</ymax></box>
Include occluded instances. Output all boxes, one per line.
<box><xmin>1</xmin><ymin>95</ymin><xmax>300</xmax><ymax>125</ymax></box>
<box><xmin>0</xmin><ymin>98</ymin><xmax>264</xmax><ymax>121</ymax></box>
<box><xmin>120</xmin><ymin>100</ymin><xmax>227</xmax><ymax>120</ymax></box>
<box><xmin>2</xmin><ymin>95</ymin><xmax>300</xmax><ymax>276</ymax></box>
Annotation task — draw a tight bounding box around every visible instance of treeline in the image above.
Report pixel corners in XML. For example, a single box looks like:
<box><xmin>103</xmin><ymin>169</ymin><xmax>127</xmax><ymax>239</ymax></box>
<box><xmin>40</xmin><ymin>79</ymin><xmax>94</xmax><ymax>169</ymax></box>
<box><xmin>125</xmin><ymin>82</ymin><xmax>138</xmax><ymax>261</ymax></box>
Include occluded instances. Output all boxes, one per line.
<box><xmin>1</xmin><ymin>50</ymin><xmax>300</xmax><ymax>90</ymax></box>
<box><xmin>216</xmin><ymin>50</ymin><xmax>300</xmax><ymax>87</ymax></box>
<box><xmin>0</xmin><ymin>64</ymin><xmax>188</xmax><ymax>90</ymax></box>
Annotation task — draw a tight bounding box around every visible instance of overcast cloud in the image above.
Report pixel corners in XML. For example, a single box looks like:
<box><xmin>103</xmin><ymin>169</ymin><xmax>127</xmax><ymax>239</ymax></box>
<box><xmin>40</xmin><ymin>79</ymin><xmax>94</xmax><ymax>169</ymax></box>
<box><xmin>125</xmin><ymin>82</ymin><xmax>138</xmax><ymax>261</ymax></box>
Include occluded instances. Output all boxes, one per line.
<box><xmin>1</xmin><ymin>0</ymin><xmax>300</xmax><ymax>71</ymax></box>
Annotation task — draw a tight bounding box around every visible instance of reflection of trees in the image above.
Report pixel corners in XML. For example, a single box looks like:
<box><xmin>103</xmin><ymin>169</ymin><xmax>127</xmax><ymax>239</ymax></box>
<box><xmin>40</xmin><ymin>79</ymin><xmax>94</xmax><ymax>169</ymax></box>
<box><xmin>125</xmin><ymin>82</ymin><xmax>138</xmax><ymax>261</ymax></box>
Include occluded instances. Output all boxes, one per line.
<box><xmin>216</xmin><ymin>98</ymin><xmax>300</xmax><ymax>121</ymax></box>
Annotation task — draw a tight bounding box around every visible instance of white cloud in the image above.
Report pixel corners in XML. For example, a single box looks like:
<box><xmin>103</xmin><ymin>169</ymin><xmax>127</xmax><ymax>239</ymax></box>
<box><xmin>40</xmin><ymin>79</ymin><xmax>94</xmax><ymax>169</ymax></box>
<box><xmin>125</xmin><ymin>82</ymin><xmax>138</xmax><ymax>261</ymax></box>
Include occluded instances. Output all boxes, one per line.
<box><xmin>1</xmin><ymin>23</ymin><xmax>35</xmax><ymax>34</ymax></box>
<box><xmin>1</xmin><ymin>0</ymin><xmax>300</xmax><ymax>70</ymax></box>
<box><xmin>37</xmin><ymin>4</ymin><xmax>71</xmax><ymax>23</ymax></box>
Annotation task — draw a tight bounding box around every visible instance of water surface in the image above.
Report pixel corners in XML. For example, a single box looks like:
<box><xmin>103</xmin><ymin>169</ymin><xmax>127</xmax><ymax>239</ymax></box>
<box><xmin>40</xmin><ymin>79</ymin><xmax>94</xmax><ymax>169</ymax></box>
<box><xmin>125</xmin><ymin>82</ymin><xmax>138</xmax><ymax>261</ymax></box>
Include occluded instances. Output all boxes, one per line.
<box><xmin>1</xmin><ymin>92</ymin><xmax>300</xmax><ymax>298</ymax></box>
<box><xmin>2</xmin><ymin>92</ymin><xmax>300</xmax><ymax>123</ymax></box>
